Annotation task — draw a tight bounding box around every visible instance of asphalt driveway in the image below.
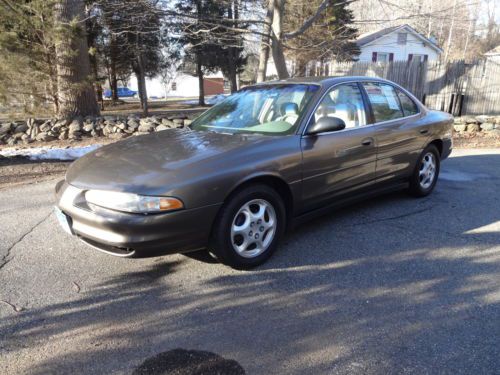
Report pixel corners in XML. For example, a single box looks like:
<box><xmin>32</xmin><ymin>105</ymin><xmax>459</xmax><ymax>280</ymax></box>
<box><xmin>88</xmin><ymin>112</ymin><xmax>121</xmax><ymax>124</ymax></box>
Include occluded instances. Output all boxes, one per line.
<box><xmin>1</xmin><ymin>148</ymin><xmax>499</xmax><ymax>374</ymax></box>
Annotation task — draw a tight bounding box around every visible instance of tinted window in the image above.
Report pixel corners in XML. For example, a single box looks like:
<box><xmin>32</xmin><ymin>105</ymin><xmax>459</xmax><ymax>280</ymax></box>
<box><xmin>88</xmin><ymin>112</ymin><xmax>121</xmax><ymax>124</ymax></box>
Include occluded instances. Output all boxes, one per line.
<box><xmin>313</xmin><ymin>83</ymin><xmax>366</xmax><ymax>129</ymax></box>
<box><xmin>397</xmin><ymin>90</ymin><xmax>419</xmax><ymax>116</ymax></box>
<box><xmin>363</xmin><ymin>83</ymin><xmax>403</xmax><ymax>122</ymax></box>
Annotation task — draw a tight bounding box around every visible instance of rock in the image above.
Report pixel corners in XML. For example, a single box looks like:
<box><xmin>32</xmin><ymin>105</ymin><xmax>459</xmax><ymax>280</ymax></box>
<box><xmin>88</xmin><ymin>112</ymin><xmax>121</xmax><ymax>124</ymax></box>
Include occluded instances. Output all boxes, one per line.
<box><xmin>184</xmin><ymin>119</ymin><xmax>193</xmax><ymax>126</ymax></box>
<box><xmin>155</xmin><ymin>125</ymin><xmax>169</xmax><ymax>132</ymax></box>
<box><xmin>127</xmin><ymin>120</ymin><xmax>139</xmax><ymax>129</ymax></box>
<box><xmin>36</xmin><ymin>132</ymin><xmax>55</xmax><ymax>142</ymax></box>
<box><xmin>108</xmin><ymin>133</ymin><xmax>126</xmax><ymax>139</ymax></box>
<box><xmin>463</xmin><ymin>116</ymin><xmax>478</xmax><ymax>124</ymax></box>
<box><xmin>68</xmin><ymin>120</ymin><xmax>82</xmax><ymax>133</ymax></box>
<box><xmin>116</xmin><ymin>122</ymin><xmax>126</xmax><ymax>130</ymax></box>
<box><xmin>39</xmin><ymin>122</ymin><xmax>51</xmax><ymax>132</ymax></box>
<box><xmin>138</xmin><ymin>123</ymin><xmax>155</xmax><ymax>132</ymax></box>
<box><xmin>68</xmin><ymin>131</ymin><xmax>82</xmax><ymax>140</ymax></box>
<box><xmin>134</xmin><ymin>131</ymin><xmax>150</xmax><ymax>136</ymax></box>
<box><xmin>480</xmin><ymin>122</ymin><xmax>495</xmax><ymax>131</ymax></box>
<box><xmin>27</xmin><ymin>118</ymin><xmax>36</xmax><ymax>128</ymax></box>
<box><xmin>83</xmin><ymin>123</ymin><xmax>95</xmax><ymax>132</ymax></box>
<box><xmin>14</xmin><ymin>123</ymin><xmax>28</xmax><ymax>133</ymax></box>
<box><xmin>0</xmin><ymin>123</ymin><xmax>11</xmax><ymax>135</ymax></box>
<box><xmin>59</xmin><ymin>132</ymin><xmax>68</xmax><ymax>140</ymax></box>
<box><xmin>103</xmin><ymin>116</ymin><xmax>116</xmax><ymax>122</ymax></box>
<box><xmin>161</xmin><ymin>118</ymin><xmax>175</xmax><ymax>127</ymax></box>
<box><xmin>172</xmin><ymin>118</ymin><xmax>184</xmax><ymax>125</ymax></box>
<box><xmin>475</xmin><ymin>115</ymin><xmax>494</xmax><ymax>124</ymax></box>
<box><xmin>454</xmin><ymin>124</ymin><xmax>467</xmax><ymax>132</ymax></box>
<box><xmin>140</xmin><ymin>118</ymin><xmax>152</xmax><ymax>126</ymax></box>
<box><xmin>466</xmin><ymin>124</ymin><xmax>480</xmax><ymax>132</ymax></box>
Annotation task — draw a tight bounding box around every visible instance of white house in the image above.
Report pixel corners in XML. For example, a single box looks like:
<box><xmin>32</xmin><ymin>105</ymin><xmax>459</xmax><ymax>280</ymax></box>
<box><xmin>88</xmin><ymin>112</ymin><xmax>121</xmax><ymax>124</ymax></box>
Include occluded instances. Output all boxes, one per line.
<box><xmin>356</xmin><ymin>24</ymin><xmax>443</xmax><ymax>62</ymax></box>
<box><xmin>128</xmin><ymin>71</ymin><xmax>225</xmax><ymax>99</ymax></box>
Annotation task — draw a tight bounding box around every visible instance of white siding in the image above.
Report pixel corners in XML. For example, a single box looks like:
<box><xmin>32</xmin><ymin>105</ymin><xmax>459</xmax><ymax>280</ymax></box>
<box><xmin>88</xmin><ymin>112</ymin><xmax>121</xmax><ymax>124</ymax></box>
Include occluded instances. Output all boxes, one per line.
<box><xmin>129</xmin><ymin>72</ymin><xmax>224</xmax><ymax>98</ymax></box>
<box><xmin>358</xmin><ymin>29</ymin><xmax>440</xmax><ymax>62</ymax></box>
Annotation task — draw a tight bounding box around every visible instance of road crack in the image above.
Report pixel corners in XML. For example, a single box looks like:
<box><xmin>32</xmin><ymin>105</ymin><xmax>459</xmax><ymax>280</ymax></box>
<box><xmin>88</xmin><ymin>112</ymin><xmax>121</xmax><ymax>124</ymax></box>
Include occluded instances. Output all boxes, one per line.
<box><xmin>0</xmin><ymin>211</ymin><xmax>52</xmax><ymax>271</ymax></box>
<box><xmin>351</xmin><ymin>206</ymin><xmax>434</xmax><ymax>227</ymax></box>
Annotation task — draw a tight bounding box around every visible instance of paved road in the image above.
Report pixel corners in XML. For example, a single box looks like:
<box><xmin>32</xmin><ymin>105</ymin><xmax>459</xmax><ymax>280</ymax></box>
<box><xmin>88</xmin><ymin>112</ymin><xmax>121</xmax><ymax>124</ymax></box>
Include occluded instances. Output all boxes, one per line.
<box><xmin>1</xmin><ymin>149</ymin><xmax>499</xmax><ymax>375</ymax></box>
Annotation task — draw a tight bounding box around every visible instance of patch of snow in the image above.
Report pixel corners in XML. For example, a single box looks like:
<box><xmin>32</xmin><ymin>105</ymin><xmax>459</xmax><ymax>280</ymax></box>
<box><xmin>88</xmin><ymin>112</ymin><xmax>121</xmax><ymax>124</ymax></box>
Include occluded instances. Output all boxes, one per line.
<box><xmin>0</xmin><ymin>144</ymin><xmax>101</xmax><ymax>161</ymax></box>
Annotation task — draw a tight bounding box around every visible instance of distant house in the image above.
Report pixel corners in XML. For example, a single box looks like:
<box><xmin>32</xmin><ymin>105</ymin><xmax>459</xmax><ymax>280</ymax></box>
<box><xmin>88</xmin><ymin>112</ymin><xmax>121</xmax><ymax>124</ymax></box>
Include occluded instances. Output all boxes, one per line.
<box><xmin>356</xmin><ymin>24</ymin><xmax>443</xmax><ymax>63</ymax></box>
<box><xmin>165</xmin><ymin>73</ymin><xmax>225</xmax><ymax>98</ymax></box>
<box><xmin>484</xmin><ymin>46</ymin><xmax>500</xmax><ymax>62</ymax></box>
<box><xmin>128</xmin><ymin>72</ymin><xmax>225</xmax><ymax>99</ymax></box>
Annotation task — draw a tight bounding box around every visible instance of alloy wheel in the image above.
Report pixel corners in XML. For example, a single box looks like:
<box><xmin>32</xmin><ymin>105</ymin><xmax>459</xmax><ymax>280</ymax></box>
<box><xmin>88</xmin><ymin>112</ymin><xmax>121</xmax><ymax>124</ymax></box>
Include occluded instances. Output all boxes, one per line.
<box><xmin>230</xmin><ymin>199</ymin><xmax>277</xmax><ymax>258</ymax></box>
<box><xmin>419</xmin><ymin>152</ymin><xmax>436</xmax><ymax>189</ymax></box>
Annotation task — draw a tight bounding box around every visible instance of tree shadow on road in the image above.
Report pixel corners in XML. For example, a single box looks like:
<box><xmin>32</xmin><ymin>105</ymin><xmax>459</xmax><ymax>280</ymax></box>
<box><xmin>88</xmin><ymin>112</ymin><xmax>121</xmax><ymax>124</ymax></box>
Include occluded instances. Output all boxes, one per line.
<box><xmin>1</xmin><ymin>153</ymin><xmax>499</xmax><ymax>374</ymax></box>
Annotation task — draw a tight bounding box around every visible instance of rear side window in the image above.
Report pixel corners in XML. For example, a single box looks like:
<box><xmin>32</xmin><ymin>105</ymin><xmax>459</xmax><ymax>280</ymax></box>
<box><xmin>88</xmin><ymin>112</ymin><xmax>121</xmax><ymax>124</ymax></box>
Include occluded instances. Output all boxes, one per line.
<box><xmin>363</xmin><ymin>82</ymin><xmax>403</xmax><ymax>122</ymax></box>
<box><xmin>397</xmin><ymin>89</ymin><xmax>419</xmax><ymax>116</ymax></box>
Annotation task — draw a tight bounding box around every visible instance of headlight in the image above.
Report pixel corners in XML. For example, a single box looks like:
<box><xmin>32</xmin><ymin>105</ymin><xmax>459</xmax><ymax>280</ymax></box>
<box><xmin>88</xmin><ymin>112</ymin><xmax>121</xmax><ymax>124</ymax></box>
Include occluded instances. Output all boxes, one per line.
<box><xmin>84</xmin><ymin>190</ymin><xmax>184</xmax><ymax>214</ymax></box>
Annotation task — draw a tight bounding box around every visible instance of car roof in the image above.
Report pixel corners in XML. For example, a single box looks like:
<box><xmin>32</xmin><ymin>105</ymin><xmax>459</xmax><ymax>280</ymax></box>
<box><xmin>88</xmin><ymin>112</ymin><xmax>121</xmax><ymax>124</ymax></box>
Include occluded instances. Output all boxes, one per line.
<box><xmin>254</xmin><ymin>76</ymin><xmax>394</xmax><ymax>87</ymax></box>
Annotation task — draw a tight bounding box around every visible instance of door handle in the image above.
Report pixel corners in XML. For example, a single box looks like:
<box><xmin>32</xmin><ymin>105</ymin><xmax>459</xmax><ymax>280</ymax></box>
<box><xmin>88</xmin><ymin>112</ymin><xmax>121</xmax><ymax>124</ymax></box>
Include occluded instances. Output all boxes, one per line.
<box><xmin>419</xmin><ymin>129</ymin><xmax>429</xmax><ymax>134</ymax></box>
<box><xmin>361</xmin><ymin>138</ymin><xmax>373</xmax><ymax>146</ymax></box>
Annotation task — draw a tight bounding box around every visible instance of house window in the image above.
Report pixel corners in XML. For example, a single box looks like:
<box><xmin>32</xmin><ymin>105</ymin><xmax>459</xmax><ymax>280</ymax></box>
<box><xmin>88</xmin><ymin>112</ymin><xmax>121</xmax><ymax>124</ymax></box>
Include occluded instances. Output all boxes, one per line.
<box><xmin>409</xmin><ymin>54</ymin><xmax>427</xmax><ymax>62</ymax></box>
<box><xmin>397</xmin><ymin>33</ymin><xmax>407</xmax><ymax>45</ymax></box>
<box><xmin>171</xmin><ymin>82</ymin><xmax>177</xmax><ymax>91</ymax></box>
<box><xmin>377</xmin><ymin>53</ymin><xmax>389</xmax><ymax>62</ymax></box>
<box><xmin>372</xmin><ymin>52</ymin><xmax>394</xmax><ymax>62</ymax></box>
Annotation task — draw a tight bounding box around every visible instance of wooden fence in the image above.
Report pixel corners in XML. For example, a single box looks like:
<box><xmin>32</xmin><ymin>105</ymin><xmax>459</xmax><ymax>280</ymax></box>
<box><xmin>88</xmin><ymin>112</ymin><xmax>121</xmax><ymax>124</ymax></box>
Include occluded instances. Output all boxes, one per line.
<box><xmin>301</xmin><ymin>59</ymin><xmax>500</xmax><ymax>116</ymax></box>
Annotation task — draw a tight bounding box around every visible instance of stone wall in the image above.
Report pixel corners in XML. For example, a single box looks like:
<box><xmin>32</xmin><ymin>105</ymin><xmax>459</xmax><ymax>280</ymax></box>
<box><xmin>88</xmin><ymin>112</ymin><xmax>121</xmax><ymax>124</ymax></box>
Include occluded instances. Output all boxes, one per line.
<box><xmin>2</xmin><ymin>113</ymin><xmax>500</xmax><ymax>146</ymax></box>
<box><xmin>0</xmin><ymin>114</ymin><xmax>198</xmax><ymax>146</ymax></box>
<box><xmin>453</xmin><ymin>115</ymin><xmax>500</xmax><ymax>135</ymax></box>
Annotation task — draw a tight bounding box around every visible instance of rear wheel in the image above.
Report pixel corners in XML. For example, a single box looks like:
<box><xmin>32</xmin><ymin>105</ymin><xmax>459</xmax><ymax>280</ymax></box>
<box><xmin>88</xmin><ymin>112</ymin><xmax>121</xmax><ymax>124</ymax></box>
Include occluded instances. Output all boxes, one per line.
<box><xmin>408</xmin><ymin>144</ymin><xmax>440</xmax><ymax>197</ymax></box>
<box><xmin>209</xmin><ymin>184</ymin><xmax>286</xmax><ymax>269</ymax></box>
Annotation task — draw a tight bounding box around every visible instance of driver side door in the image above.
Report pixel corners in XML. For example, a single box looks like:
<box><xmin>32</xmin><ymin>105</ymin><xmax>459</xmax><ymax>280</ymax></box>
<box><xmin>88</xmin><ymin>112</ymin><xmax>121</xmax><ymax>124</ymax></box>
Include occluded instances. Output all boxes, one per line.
<box><xmin>300</xmin><ymin>83</ymin><xmax>377</xmax><ymax>212</ymax></box>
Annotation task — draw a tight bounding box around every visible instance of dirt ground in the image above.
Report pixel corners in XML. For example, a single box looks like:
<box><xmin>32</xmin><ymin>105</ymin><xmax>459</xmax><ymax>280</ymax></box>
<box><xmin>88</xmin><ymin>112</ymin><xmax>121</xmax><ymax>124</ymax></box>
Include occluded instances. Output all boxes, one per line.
<box><xmin>0</xmin><ymin>157</ymin><xmax>70</xmax><ymax>189</ymax></box>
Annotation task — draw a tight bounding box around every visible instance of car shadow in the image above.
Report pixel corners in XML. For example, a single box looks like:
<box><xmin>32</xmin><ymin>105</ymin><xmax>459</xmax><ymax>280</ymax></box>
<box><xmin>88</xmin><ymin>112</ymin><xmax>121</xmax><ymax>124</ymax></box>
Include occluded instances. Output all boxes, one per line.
<box><xmin>1</xmin><ymin>152</ymin><xmax>499</xmax><ymax>374</ymax></box>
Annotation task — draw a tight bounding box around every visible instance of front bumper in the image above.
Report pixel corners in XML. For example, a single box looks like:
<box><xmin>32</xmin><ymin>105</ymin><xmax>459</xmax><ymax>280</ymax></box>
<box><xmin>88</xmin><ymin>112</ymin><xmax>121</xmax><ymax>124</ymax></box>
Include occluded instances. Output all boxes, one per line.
<box><xmin>55</xmin><ymin>180</ymin><xmax>222</xmax><ymax>257</ymax></box>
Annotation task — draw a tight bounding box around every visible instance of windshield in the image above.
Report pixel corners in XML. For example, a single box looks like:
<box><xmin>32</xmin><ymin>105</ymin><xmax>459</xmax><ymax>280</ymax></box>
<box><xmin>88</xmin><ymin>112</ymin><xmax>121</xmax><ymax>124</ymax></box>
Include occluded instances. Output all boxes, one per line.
<box><xmin>190</xmin><ymin>84</ymin><xmax>320</xmax><ymax>135</ymax></box>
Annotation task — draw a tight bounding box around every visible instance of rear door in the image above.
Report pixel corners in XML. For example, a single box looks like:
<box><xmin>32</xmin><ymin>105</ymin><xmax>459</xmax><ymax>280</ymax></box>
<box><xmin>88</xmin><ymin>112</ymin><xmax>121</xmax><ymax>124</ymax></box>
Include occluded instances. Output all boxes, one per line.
<box><xmin>361</xmin><ymin>82</ymin><xmax>427</xmax><ymax>183</ymax></box>
<box><xmin>300</xmin><ymin>82</ymin><xmax>377</xmax><ymax>211</ymax></box>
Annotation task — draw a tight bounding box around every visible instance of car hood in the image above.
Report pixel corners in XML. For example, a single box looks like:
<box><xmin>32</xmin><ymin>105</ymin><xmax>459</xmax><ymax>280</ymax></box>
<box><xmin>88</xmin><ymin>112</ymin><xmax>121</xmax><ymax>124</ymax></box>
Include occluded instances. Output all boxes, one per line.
<box><xmin>66</xmin><ymin>128</ymin><xmax>265</xmax><ymax>194</ymax></box>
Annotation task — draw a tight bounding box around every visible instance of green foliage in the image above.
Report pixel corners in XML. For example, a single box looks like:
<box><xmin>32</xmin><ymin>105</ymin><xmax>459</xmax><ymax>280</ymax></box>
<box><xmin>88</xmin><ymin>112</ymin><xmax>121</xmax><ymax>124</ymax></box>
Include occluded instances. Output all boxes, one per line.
<box><xmin>285</xmin><ymin>0</ymin><xmax>360</xmax><ymax>72</ymax></box>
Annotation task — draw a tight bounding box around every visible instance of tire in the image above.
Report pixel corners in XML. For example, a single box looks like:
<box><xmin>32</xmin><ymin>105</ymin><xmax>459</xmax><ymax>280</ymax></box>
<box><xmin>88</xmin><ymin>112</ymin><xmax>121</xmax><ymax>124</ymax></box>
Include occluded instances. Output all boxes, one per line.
<box><xmin>209</xmin><ymin>184</ymin><xmax>286</xmax><ymax>269</ymax></box>
<box><xmin>408</xmin><ymin>144</ymin><xmax>440</xmax><ymax>197</ymax></box>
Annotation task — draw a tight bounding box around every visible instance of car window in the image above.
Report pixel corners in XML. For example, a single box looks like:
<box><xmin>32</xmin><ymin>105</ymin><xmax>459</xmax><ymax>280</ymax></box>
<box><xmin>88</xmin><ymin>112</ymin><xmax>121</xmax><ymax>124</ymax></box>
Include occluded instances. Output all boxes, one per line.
<box><xmin>397</xmin><ymin>89</ymin><xmax>419</xmax><ymax>116</ymax></box>
<box><xmin>313</xmin><ymin>83</ymin><xmax>366</xmax><ymax>129</ymax></box>
<box><xmin>190</xmin><ymin>84</ymin><xmax>319</xmax><ymax>135</ymax></box>
<box><xmin>363</xmin><ymin>82</ymin><xmax>404</xmax><ymax>122</ymax></box>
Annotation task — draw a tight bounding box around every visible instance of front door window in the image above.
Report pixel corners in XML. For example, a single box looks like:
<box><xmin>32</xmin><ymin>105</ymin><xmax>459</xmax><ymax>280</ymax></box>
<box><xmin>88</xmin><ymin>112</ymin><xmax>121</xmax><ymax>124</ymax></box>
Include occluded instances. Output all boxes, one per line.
<box><xmin>313</xmin><ymin>83</ymin><xmax>366</xmax><ymax>129</ymax></box>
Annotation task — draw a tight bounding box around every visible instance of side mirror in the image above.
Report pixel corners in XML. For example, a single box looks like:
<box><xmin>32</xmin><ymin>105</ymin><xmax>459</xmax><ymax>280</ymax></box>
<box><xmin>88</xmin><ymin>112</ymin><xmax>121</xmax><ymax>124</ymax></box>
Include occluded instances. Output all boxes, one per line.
<box><xmin>307</xmin><ymin>116</ymin><xmax>346</xmax><ymax>134</ymax></box>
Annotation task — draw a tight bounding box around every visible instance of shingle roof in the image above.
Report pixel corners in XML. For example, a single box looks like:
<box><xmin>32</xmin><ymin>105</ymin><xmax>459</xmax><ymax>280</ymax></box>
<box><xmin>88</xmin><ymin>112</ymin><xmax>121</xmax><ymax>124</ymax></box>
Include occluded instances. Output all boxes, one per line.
<box><xmin>485</xmin><ymin>46</ymin><xmax>500</xmax><ymax>56</ymax></box>
<box><xmin>356</xmin><ymin>24</ymin><xmax>442</xmax><ymax>53</ymax></box>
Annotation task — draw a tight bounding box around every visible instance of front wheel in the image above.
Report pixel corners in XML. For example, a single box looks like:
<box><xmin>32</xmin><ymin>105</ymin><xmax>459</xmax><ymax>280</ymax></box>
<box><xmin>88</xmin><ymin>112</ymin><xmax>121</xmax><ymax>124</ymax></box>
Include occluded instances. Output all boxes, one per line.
<box><xmin>408</xmin><ymin>144</ymin><xmax>440</xmax><ymax>197</ymax></box>
<box><xmin>209</xmin><ymin>184</ymin><xmax>286</xmax><ymax>269</ymax></box>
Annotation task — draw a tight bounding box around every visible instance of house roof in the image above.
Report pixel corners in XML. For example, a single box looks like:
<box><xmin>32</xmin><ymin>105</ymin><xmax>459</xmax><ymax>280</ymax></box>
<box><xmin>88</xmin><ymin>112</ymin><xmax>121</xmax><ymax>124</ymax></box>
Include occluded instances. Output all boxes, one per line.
<box><xmin>356</xmin><ymin>24</ymin><xmax>443</xmax><ymax>53</ymax></box>
<box><xmin>485</xmin><ymin>46</ymin><xmax>500</xmax><ymax>56</ymax></box>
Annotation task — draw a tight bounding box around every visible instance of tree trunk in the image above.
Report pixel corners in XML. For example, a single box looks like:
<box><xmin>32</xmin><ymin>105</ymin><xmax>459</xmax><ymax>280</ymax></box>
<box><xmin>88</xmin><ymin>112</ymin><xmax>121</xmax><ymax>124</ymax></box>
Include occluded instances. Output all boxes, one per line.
<box><xmin>197</xmin><ymin>55</ymin><xmax>205</xmax><ymax>106</ymax></box>
<box><xmin>54</xmin><ymin>0</ymin><xmax>99</xmax><ymax>118</ymax></box>
<box><xmin>110</xmin><ymin>38</ymin><xmax>119</xmax><ymax>101</ymax></box>
<box><xmin>271</xmin><ymin>0</ymin><xmax>289</xmax><ymax>79</ymax></box>
<box><xmin>227</xmin><ymin>3</ymin><xmax>238</xmax><ymax>93</ymax></box>
<box><xmin>257</xmin><ymin>0</ymin><xmax>274</xmax><ymax>83</ymax></box>
<box><xmin>136</xmin><ymin>53</ymin><xmax>148</xmax><ymax>116</ymax></box>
